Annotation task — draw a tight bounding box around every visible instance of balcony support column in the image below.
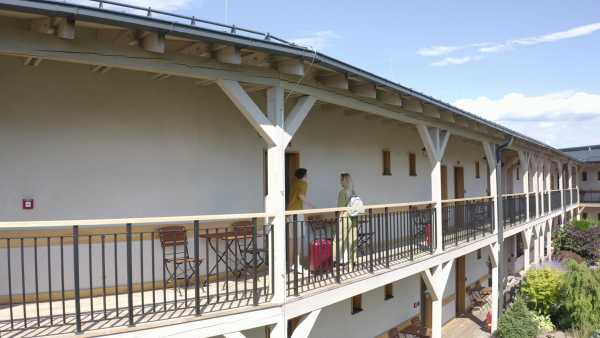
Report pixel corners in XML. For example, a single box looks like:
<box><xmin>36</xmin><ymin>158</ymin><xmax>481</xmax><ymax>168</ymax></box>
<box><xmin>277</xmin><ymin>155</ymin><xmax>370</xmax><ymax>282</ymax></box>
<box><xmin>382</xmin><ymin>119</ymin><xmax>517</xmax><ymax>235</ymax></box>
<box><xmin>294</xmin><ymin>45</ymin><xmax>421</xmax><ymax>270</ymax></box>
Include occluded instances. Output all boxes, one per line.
<box><xmin>420</xmin><ymin>260</ymin><xmax>453</xmax><ymax>338</ymax></box>
<box><xmin>533</xmin><ymin>224</ymin><xmax>541</xmax><ymax>264</ymax></box>
<box><xmin>416</xmin><ymin>125</ymin><xmax>450</xmax><ymax>254</ymax></box>
<box><xmin>546</xmin><ymin>221</ymin><xmax>552</xmax><ymax>259</ymax></box>
<box><xmin>483</xmin><ymin>142</ymin><xmax>498</xmax><ymax>233</ymax></box>
<box><xmin>518</xmin><ymin>151</ymin><xmax>531</xmax><ymax>221</ymax></box>
<box><xmin>531</xmin><ymin>155</ymin><xmax>540</xmax><ymax>218</ymax></box>
<box><xmin>486</xmin><ymin>242</ymin><xmax>499</xmax><ymax>332</ymax></box>
<box><xmin>217</xmin><ymin>81</ymin><xmax>316</xmax><ymax>337</ymax></box>
<box><xmin>521</xmin><ymin>228</ymin><xmax>532</xmax><ymax>271</ymax></box>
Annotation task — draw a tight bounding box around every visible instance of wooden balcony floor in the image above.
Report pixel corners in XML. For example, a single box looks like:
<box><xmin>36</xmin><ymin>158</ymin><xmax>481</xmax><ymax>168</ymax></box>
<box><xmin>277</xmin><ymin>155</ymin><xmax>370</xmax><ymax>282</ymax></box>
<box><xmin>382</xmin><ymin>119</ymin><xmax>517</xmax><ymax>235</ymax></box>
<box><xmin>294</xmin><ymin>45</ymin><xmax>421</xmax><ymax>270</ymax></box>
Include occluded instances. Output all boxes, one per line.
<box><xmin>442</xmin><ymin>310</ymin><xmax>491</xmax><ymax>338</ymax></box>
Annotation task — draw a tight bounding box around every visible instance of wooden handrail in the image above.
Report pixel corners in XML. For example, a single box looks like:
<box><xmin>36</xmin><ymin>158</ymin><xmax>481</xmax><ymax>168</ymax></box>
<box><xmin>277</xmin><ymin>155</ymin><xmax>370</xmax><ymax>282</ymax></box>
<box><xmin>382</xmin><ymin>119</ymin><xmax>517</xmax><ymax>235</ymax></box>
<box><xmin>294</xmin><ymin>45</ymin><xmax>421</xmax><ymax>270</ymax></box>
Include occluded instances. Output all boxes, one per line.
<box><xmin>0</xmin><ymin>212</ymin><xmax>277</xmax><ymax>229</ymax></box>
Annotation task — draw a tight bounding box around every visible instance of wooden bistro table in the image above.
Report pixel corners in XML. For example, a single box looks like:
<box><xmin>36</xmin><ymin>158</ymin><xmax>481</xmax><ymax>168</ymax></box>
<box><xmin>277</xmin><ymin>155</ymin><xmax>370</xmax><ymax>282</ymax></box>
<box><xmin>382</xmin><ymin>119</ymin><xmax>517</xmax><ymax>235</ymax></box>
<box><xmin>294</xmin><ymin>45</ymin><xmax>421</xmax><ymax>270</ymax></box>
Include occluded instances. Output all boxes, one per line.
<box><xmin>472</xmin><ymin>284</ymin><xmax>492</xmax><ymax>298</ymax></box>
<box><xmin>398</xmin><ymin>325</ymin><xmax>432</xmax><ymax>338</ymax></box>
<box><xmin>200</xmin><ymin>228</ymin><xmax>264</xmax><ymax>279</ymax></box>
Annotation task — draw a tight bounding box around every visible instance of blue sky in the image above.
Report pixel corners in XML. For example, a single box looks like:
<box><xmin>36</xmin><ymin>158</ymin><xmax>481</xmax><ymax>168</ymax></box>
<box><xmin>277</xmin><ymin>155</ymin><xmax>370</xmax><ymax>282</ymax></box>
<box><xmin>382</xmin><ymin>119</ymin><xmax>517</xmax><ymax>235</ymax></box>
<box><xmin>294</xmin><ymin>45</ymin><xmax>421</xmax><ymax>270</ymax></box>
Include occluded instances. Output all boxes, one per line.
<box><xmin>74</xmin><ymin>0</ymin><xmax>600</xmax><ymax>149</ymax></box>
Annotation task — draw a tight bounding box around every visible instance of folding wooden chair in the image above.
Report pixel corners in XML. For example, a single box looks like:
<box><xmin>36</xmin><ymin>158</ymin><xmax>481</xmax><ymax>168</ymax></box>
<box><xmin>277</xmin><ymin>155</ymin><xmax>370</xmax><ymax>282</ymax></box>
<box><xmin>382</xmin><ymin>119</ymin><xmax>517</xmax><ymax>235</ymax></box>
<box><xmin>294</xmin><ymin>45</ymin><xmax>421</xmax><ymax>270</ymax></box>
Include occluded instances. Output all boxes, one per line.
<box><xmin>388</xmin><ymin>327</ymin><xmax>400</xmax><ymax>338</ymax></box>
<box><xmin>466</xmin><ymin>286</ymin><xmax>489</xmax><ymax>313</ymax></box>
<box><xmin>159</xmin><ymin>226</ymin><xmax>206</xmax><ymax>295</ymax></box>
<box><xmin>232</xmin><ymin>221</ymin><xmax>268</xmax><ymax>271</ymax></box>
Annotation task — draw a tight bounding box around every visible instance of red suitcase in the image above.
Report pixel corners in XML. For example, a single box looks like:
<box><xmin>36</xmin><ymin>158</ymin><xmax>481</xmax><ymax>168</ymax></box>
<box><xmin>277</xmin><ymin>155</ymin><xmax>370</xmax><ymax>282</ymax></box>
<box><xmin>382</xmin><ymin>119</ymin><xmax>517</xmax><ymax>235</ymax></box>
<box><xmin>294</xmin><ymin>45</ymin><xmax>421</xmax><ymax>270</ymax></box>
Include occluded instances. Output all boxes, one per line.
<box><xmin>310</xmin><ymin>239</ymin><xmax>333</xmax><ymax>271</ymax></box>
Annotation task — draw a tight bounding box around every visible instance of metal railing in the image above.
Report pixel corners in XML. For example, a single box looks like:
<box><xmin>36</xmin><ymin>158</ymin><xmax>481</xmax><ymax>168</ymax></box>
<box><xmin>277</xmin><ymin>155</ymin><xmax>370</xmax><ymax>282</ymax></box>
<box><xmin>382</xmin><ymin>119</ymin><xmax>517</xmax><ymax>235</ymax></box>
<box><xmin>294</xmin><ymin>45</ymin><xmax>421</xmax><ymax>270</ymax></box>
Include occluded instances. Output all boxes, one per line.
<box><xmin>550</xmin><ymin>191</ymin><xmax>561</xmax><ymax>211</ymax></box>
<box><xmin>503</xmin><ymin>195</ymin><xmax>527</xmax><ymax>228</ymax></box>
<box><xmin>580</xmin><ymin>190</ymin><xmax>600</xmax><ymax>203</ymax></box>
<box><xmin>1</xmin><ymin>218</ymin><xmax>273</xmax><ymax>334</ymax></box>
<box><xmin>87</xmin><ymin>0</ymin><xmax>293</xmax><ymax>45</ymax></box>
<box><xmin>565</xmin><ymin>189</ymin><xmax>572</xmax><ymax>206</ymax></box>
<box><xmin>443</xmin><ymin>199</ymin><xmax>494</xmax><ymax>249</ymax></box>
<box><xmin>285</xmin><ymin>205</ymin><xmax>436</xmax><ymax>296</ymax></box>
<box><xmin>529</xmin><ymin>193</ymin><xmax>537</xmax><ymax>219</ymax></box>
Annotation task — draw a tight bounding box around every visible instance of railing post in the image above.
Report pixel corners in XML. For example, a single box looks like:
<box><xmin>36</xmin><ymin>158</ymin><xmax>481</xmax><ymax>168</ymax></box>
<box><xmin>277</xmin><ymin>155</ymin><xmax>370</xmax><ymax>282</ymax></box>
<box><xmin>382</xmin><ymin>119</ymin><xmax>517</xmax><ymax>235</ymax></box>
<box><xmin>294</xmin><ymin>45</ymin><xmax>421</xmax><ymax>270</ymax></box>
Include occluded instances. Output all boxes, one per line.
<box><xmin>409</xmin><ymin>206</ymin><xmax>414</xmax><ymax>261</ymax></box>
<box><xmin>73</xmin><ymin>225</ymin><xmax>82</xmax><ymax>334</ymax></box>
<box><xmin>335</xmin><ymin>213</ymin><xmax>341</xmax><ymax>283</ymax></box>
<box><xmin>385</xmin><ymin>207</ymin><xmax>390</xmax><ymax>268</ymax></box>
<box><xmin>252</xmin><ymin>217</ymin><xmax>259</xmax><ymax>306</ymax></box>
<box><xmin>368</xmin><ymin>208</ymin><xmax>374</xmax><ymax>273</ymax></box>
<box><xmin>194</xmin><ymin>220</ymin><xmax>200</xmax><ymax>316</ymax></box>
<box><xmin>126</xmin><ymin>223</ymin><xmax>134</xmax><ymax>327</ymax></box>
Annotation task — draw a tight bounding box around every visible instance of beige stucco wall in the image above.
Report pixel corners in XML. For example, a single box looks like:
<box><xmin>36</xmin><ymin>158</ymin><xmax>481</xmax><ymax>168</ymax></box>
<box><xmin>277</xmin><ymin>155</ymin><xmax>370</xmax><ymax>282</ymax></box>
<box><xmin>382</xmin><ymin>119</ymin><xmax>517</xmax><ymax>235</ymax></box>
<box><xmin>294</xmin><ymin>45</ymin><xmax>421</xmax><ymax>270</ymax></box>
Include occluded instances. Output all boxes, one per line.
<box><xmin>1</xmin><ymin>54</ymin><xmax>489</xmax><ymax>223</ymax></box>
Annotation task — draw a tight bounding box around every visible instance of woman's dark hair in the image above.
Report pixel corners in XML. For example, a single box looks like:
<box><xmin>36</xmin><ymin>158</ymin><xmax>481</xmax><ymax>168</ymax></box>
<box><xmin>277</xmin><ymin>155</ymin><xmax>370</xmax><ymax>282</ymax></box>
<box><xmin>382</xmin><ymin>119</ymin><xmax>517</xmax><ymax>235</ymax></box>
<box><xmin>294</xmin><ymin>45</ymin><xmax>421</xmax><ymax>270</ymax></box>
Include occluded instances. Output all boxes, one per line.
<box><xmin>295</xmin><ymin>168</ymin><xmax>307</xmax><ymax>179</ymax></box>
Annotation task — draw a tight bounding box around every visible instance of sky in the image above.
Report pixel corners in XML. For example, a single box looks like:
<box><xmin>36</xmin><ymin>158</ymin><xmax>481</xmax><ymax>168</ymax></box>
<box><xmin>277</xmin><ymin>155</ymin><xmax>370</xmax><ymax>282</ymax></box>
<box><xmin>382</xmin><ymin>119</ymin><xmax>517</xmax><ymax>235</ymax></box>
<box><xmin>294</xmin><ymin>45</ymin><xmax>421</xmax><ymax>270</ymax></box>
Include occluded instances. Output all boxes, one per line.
<box><xmin>72</xmin><ymin>0</ymin><xmax>600</xmax><ymax>149</ymax></box>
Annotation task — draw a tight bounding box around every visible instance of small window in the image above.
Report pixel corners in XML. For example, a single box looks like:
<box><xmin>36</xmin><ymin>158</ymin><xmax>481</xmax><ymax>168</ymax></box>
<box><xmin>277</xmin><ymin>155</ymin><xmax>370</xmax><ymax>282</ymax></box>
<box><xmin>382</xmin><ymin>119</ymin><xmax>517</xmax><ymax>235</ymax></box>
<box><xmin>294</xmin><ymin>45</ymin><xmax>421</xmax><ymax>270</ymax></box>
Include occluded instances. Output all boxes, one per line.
<box><xmin>598</xmin><ymin>213</ymin><xmax>600</xmax><ymax>220</ymax></box>
<box><xmin>351</xmin><ymin>294</ymin><xmax>363</xmax><ymax>314</ymax></box>
<box><xmin>385</xmin><ymin>283</ymin><xmax>394</xmax><ymax>300</ymax></box>
<box><xmin>597</xmin><ymin>171</ymin><xmax>600</xmax><ymax>180</ymax></box>
<box><xmin>409</xmin><ymin>153</ymin><xmax>417</xmax><ymax>176</ymax></box>
<box><xmin>583</xmin><ymin>213</ymin><xmax>588</xmax><ymax>219</ymax></box>
<box><xmin>475</xmin><ymin>161</ymin><xmax>480</xmax><ymax>179</ymax></box>
<box><xmin>477</xmin><ymin>248</ymin><xmax>482</xmax><ymax>259</ymax></box>
<box><xmin>583</xmin><ymin>172</ymin><xmax>587</xmax><ymax>181</ymax></box>
<box><xmin>382</xmin><ymin>150</ymin><xmax>391</xmax><ymax>175</ymax></box>
<box><xmin>516</xmin><ymin>167</ymin><xmax>520</xmax><ymax>180</ymax></box>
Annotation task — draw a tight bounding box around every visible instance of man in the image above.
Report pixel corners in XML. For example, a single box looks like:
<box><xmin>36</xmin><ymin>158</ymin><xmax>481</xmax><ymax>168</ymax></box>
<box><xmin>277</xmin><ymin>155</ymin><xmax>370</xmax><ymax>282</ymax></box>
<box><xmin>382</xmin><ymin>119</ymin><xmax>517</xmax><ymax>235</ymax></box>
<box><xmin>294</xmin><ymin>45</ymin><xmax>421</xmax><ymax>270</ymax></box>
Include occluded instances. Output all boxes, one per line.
<box><xmin>286</xmin><ymin>168</ymin><xmax>317</xmax><ymax>272</ymax></box>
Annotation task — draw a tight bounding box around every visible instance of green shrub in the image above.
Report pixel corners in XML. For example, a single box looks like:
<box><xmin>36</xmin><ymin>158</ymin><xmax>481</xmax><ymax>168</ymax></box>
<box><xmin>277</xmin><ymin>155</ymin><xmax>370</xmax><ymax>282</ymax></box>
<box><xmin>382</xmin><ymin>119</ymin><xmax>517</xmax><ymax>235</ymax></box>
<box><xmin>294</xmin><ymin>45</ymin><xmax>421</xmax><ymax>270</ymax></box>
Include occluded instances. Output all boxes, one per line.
<box><xmin>562</xmin><ymin>259</ymin><xmax>600</xmax><ymax>333</ymax></box>
<box><xmin>521</xmin><ymin>264</ymin><xmax>565</xmax><ymax>316</ymax></box>
<box><xmin>533</xmin><ymin>312</ymin><xmax>555</xmax><ymax>332</ymax></box>
<box><xmin>497</xmin><ymin>298</ymin><xmax>539</xmax><ymax>338</ymax></box>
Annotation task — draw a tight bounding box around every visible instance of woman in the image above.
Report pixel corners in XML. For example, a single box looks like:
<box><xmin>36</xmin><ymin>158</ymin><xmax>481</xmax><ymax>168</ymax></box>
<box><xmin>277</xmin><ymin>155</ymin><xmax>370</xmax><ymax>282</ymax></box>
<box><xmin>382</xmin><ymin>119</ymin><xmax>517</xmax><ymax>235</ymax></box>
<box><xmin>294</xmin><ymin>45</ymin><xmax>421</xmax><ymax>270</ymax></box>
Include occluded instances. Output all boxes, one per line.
<box><xmin>333</xmin><ymin>173</ymin><xmax>358</xmax><ymax>269</ymax></box>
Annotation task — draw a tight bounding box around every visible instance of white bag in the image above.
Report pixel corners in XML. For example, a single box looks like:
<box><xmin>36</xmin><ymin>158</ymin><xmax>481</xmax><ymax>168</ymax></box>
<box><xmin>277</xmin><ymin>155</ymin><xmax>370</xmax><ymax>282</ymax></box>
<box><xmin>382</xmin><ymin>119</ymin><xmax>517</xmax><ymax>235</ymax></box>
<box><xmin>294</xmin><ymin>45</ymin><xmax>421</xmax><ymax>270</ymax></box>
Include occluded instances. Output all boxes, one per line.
<box><xmin>347</xmin><ymin>195</ymin><xmax>365</xmax><ymax>217</ymax></box>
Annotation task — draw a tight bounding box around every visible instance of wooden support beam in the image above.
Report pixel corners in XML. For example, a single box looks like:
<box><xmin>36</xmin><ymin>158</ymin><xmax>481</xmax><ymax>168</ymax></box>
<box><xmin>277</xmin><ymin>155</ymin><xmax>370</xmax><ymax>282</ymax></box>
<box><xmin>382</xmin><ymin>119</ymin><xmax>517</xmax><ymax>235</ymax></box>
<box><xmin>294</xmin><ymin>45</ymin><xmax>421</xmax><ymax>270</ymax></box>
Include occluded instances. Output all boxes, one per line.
<box><xmin>467</xmin><ymin>120</ymin><xmax>480</xmax><ymax>131</ymax></box>
<box><xmin>277</xmin><ymin>58</ymin><xmax>304</xmax><ymax>76</ymax></box>
<box><xmin>142</xmin><ymin>33</ymin><xmax>165</xmax><ymax>53</ymax></box>
<box><xmin>177</xmin><ymin>41</ymin><xmax>211</xmax><ymax>56</ymax></box>
<box><xmin>377</xmin><ymin>90</ymin><xmax>402</xmax><ymax>106</ymax></box>
<box><xmin>57</xmin><ymin>19</ymin><xmax>75</xmax><ymax>39</ymax></box>
<box><xmin>402</xmin><ymin>98</ymin><xmax>423</xmax><ymax>113</ymax></box>
<box><xmin>91</xmin><ymin>65</ymin><xmax>111</xmax><ymax>73</ymax></box>
<box><xmin>23</xmin><ymin>57</ymin><xmax>43</xmax><ymax>66</ymax></box>
<box><xmin>350</xmin><ymin>82</ymin><xmax>376</xmax><ymax>98</ymax></box>
<box><xmin>193</xmin><ymin>78</ymin><xmax>216</xmax><ymax>86</ymax></box>
<box><xmin>423</xmin><ymin>104</ymin><xmax>440</xmax><ymax>118</ymax></box>
<box><xmin>454</xmin><ymin>115</ymin><xmax>469</xmax><ymax>127</ymax></box>
<box><xmin>216</xmin><ymin>46</ymin><xmax>241</xmax><ymax>64</ymax></box>
<box><xmin>291</xmin><ymin>309</ymin><xmax>322</xmax><ymax>338</ymax></box>
<box><xmin>242</xmin><ymin>52</ymin><xmax>270</xmax><ymax>67</ymax></box>
<box><xmin>439</xmin><ymin>110</ymin><xmax>455</xmax><ymax>123</ymax></box>
<box><xmin>283</xmin><ymin>95</ymin><xmax>317</xmax><ymax>145</ymax></box>
<box><xmin>30</xmin><ymin>17</ymin><xmax>53</xmax><ymax>34</ymax></box>
<box><xmin>320</xmin><ymin>103</ymin><xmax>345</xmax><ymax>112</ymax></box>
<box><xmin>319</xmin><ymin>73</ymin><xmax>348</xmax><ymax>89</ymax></box>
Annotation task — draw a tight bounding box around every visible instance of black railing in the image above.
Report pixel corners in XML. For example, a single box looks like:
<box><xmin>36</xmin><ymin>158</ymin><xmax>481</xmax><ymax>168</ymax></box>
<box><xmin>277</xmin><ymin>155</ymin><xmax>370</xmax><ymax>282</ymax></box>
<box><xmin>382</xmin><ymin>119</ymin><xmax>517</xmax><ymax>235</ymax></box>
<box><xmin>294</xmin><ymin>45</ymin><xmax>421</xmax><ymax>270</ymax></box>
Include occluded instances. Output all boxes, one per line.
<box><xmin>1</xmin><ymin>221</ymin><xmax>273</xmax><ymax>335</ymax></box>
<box><xmin>285</xmin><ymin>205</ymin><xmax>436</xmax><ymax>296</ymax></box>
<box><xmin>550</xmin><ymin>191</ymin><xmax>561</xmax><ymax>211</ymax></box>
<box><xmin>529</xmin><ymin>194</ymin><xmax>537</xmax><ymax>219</ymax></box>
<box><xmin>442</xmin><ymin>200</ymin><xmax>494</xmax><ymax>249</ymax></box>
<box><xmin>565</xmin><ymin>189</ymin><xmax>572</xmax><ymax>206</ymax></box>
<box><xmin>580</xmin><ymin>190</ymin><xmax>600</xmax><ymax>203</ymax></box>
<box><xmin>503</xmin><ymin>195</ymin><xmax>526</xmax><ymax>228</ymax></box>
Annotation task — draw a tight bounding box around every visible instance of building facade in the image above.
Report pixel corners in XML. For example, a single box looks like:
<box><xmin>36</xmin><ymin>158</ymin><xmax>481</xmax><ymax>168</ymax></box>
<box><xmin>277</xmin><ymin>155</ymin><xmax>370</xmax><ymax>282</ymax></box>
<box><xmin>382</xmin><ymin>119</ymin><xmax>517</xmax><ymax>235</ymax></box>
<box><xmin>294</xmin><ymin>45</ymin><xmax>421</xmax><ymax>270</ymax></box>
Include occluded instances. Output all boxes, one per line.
<box><xmin>0</xmin><ymin>1</ymin><xmax>590</xmax><ymax>337</ymax></box>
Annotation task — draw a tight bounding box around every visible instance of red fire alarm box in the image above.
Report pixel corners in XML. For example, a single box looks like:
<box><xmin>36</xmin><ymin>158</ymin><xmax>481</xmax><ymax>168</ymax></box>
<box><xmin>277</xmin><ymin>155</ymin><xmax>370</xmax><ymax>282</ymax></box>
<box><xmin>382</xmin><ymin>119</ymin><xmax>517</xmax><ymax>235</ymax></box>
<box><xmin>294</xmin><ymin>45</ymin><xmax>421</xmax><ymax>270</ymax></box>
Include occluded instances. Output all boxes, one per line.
<box><xmin>23</xmin><ymin>199</ymin><xmax>34</xmax><ymax>209</ymax></box>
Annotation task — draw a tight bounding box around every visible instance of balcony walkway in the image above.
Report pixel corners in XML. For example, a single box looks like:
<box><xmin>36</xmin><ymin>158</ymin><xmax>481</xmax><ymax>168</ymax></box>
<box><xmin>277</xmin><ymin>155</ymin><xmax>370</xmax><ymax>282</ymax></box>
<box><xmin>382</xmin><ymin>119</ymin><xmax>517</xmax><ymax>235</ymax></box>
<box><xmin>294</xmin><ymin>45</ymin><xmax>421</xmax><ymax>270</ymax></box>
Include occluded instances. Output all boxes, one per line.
<box><xmin>442</xmin><ymin>311</ymin><xmax>491</xmax><ymax>338</ymax></box>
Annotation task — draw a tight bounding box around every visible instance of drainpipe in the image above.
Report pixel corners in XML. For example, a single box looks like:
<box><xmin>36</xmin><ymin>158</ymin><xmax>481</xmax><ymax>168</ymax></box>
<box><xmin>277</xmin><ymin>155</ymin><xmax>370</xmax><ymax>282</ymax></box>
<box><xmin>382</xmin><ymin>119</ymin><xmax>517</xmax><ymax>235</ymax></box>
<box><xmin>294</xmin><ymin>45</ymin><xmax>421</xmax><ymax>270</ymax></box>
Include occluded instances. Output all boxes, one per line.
<box><xmin>496</xmin><ymin>137</ymin><xmax>513</xmax><ymax>317</ymax></box>
<box><xmin>561</xmin><ymin>160</ymin><xmax>572</xmax><ymax>227</ymax></box>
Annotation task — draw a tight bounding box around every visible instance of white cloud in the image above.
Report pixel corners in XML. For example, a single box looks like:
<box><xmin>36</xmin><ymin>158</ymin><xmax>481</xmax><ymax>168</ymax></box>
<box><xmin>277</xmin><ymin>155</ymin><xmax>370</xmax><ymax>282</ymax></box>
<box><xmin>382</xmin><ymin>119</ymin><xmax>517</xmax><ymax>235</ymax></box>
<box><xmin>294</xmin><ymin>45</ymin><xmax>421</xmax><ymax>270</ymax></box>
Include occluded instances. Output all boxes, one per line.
<box><xmin>417</xmin><ymin>46</ymin><xmax>462</xmax><ymax>56</ymax></box>
<box><xmin>453</xmin><ymin>91</ymin><xmax>600</xmax><ymax>147</ymax></box>
<box><xmin>510</xmin><ymin>23</ymin><xmax>600</xmax><ymax>45</ymax></box>
<box><xmin>430</xmin><ymin>55</ymin><xmax>486</xmax><ymax>66</ymax></box>
<box><xmin>73</xmin><ymin>0</ymin><xmax>198</xmax><ymax>14</ymax></box>
<box><xmin>289</xmin><ymin>31</ymin><xmax>339</xmax><ymax>51</ymax></box>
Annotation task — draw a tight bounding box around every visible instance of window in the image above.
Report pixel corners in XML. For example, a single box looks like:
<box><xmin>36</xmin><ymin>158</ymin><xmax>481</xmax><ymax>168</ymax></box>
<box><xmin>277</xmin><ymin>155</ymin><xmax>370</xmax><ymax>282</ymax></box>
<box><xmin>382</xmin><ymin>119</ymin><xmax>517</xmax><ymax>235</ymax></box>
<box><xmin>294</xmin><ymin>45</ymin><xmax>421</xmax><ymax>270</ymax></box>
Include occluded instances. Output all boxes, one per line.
<box><xmin>516</xmin><ymin>167</ymin><xmax>520</xmax><ymax>180</ymax></box>
<box><xmin>477</xmin><ymin>248</ymin><xmax>482</xmax><ymax>259</ymax></box>
<box><xmin>351</xmin><ymin>294</ymin><xmax>363</xmax><ymax>314</ymax></box>
<box><xmin>583</xmin><ymin>172</ymin><xmax>587</xmax><ymax>181</ymax></box>
<box><xmin>475</xmin><ymin>161</ymin><xmax>480</xmax><ymax>179</ymax></box>
<box><xmin>385</xmin><ymin>283</ymin><xmax>394</xmax><ymax>300</ymax></box>
<box><xmin>409</xmin><ymin>153</ymin><xmax>417</xmax><ymax>176</ymax></box>
<box><xmin>597</xmin><ymin>171</ymin><xmax>600</xmax><ymax>180</ymax></box>
<box><xmin>382</xmin><ymin>150</ymin><xmax>391</xmax><ymax>175</ymax></box>
<box><xmin>583</xmin><ymin>213</ymin><xmax>588</xmax><ymax>219</ymax></box>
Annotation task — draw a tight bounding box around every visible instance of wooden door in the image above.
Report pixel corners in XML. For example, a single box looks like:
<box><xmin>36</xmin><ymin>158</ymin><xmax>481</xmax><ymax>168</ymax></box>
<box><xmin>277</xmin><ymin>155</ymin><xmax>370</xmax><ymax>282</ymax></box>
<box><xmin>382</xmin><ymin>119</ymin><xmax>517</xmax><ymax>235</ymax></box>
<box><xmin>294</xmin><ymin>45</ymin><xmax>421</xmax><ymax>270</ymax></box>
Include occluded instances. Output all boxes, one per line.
<box><xmin>285</xmin><ymin>152</ymin><xmax>300</xmax><ymax>204</ymax></box>
<box><xmin>456</xmin><ymin>256</ymin><xmax>466</xmax><ymax>314</ymax></box>
<box><xmin>454</xmin><ymin>167</ymin><xmax>465</xmax><ymax>226</ymax></box>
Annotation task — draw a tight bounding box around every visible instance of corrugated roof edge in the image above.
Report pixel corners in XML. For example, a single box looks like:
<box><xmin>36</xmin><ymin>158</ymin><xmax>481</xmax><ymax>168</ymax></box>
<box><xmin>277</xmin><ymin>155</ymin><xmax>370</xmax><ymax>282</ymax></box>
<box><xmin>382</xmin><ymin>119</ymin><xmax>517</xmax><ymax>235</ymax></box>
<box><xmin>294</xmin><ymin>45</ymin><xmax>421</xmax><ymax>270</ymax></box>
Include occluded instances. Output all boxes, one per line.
<box><xmin>0</xmin><ymin>0</ymin><xmax>581</xmax><ymax>163</ymax></box>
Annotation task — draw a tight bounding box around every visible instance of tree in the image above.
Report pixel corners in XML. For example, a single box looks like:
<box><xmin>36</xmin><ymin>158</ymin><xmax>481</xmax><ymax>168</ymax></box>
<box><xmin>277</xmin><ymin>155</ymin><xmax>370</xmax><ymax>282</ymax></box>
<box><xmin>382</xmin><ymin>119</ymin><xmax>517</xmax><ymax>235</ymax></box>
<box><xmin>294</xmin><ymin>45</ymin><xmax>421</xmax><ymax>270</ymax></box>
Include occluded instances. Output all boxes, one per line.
<box><xmin>497</xmin><ymin>298</ymin><xmax>539</xmax><ymax>338</ymax></box>
<box><xmin>521</xmin><ymin>264</ymin><xmax>564</xmax><ymax>316</ymax></box>
<box><xmin>562</xmin><ymin>259</ymin><xmax>600</xmax><ymax>335</ymax></box>
<box><xmin>553</xmin><ymin>219</ymin><xmax>600</xmax><ymax>262</ymax></box>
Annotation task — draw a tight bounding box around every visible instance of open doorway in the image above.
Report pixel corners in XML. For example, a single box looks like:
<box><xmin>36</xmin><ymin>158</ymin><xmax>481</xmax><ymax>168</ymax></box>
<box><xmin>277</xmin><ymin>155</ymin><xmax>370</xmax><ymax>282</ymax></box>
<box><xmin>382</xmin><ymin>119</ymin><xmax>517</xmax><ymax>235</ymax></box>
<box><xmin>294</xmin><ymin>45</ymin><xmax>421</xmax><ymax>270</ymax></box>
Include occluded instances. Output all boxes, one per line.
<box><xmin>264</xmin><ymin>151</ymin><xmax>300</xmax><ymax>204</ymax></box>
